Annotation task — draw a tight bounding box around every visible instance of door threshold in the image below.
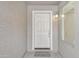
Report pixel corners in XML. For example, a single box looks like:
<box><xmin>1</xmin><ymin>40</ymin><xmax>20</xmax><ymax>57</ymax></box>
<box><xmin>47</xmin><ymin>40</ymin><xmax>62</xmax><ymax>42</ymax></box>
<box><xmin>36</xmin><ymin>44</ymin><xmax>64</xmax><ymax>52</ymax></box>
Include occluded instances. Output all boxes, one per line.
<box><xmin>35</xmin><ymin>48</ymin><xmax>50</xmax><ymax>50</ymax></box>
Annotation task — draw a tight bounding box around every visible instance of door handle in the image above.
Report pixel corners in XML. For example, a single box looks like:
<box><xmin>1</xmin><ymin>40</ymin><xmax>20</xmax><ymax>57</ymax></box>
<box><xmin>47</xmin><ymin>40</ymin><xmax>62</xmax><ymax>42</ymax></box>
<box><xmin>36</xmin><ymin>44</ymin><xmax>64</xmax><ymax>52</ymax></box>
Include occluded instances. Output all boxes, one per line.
<box><xmin>48</xmin><ymin>32</ymin><xmax>50</xmax><ymax>38</ymax></box>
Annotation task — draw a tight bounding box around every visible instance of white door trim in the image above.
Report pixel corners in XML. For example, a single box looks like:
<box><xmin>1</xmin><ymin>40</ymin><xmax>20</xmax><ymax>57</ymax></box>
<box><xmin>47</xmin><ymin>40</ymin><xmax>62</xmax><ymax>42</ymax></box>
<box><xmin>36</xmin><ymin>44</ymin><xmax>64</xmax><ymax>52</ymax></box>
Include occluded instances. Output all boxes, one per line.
<box><xmin>32</xmin><ymin>10</ymin><xmax>53</xmax><ymax>51</ymax></box>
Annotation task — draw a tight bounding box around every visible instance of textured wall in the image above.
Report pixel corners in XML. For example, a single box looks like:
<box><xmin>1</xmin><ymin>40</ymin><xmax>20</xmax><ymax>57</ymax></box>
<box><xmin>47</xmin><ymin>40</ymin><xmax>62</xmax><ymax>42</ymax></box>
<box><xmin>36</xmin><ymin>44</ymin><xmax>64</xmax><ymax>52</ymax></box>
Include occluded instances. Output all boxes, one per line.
<box><xmin>0</xmin><ymin>2</ymin><xmax>27</xmax><ymax>57</ymax></box>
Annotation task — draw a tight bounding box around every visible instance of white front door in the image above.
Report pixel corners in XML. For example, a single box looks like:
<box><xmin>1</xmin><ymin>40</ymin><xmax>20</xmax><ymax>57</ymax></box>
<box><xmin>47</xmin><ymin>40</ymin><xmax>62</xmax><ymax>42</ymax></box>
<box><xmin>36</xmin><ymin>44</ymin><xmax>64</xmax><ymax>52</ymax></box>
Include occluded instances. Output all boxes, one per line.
<box><xmin>32</xmin><ymin>11</ymin><xmax>52</xmax><ymax>50</ymax></box>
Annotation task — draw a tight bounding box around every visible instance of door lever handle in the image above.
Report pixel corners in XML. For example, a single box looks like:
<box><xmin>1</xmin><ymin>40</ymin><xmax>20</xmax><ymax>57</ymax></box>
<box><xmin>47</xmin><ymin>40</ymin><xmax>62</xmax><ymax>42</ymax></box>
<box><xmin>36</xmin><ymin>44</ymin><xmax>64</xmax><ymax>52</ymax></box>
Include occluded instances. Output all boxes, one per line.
<box><xmin>48</xmin><ymin>32</ymin><xmax>50</xmax><ymax>38</ymax></box>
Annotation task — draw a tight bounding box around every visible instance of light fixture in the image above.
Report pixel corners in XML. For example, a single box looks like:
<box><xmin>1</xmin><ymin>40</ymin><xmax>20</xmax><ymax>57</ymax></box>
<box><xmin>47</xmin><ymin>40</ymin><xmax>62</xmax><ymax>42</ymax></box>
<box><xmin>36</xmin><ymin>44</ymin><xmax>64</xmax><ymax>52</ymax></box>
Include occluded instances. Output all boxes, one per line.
<box><xmin>53</xmin><ymin>14</ymin><xmax>58</xmax><ymax>21</ymax></box>
<box><xmin>61</xmin><ymin>14</ymin><xmax>64</xmax><ymax>18</ymax></box>
<box><xmin>55</xmin><ymin>14</ymin><xmax>58</xmax><ymax>18</ymax></box>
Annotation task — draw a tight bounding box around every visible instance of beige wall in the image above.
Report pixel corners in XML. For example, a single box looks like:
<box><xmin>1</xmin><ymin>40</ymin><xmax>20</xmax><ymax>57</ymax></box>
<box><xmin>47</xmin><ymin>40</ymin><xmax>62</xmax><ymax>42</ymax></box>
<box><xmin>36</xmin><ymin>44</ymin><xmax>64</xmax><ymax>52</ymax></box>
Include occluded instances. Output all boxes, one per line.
<box><xmin>64</xmin><ymin>9</ymin><xmax>75</xmax><ymax>44</ymax></box>
<box><xmin>0</xmin><ymin>2</ymin><xmax>27</xmax><ymax>57</ymax></box>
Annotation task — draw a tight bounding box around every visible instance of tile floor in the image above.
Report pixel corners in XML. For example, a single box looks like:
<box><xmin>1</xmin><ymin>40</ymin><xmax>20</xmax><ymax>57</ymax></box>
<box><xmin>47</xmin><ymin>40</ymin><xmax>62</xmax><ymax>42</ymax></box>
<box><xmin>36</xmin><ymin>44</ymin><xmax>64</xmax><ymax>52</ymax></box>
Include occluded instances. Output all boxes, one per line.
<box><xmin>24</xmin><ymin>51</ymin><xmax>62</xmax><ymax>58</ymax></box>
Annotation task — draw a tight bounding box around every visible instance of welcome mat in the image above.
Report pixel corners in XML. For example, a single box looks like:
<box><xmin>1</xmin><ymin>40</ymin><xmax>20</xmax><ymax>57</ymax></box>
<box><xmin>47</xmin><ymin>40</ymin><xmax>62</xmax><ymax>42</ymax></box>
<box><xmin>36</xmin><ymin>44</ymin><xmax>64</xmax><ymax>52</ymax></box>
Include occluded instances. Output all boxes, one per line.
<box><xmin>34</xmin><ymin>51</ymin><xmax>51</xmax><ymax>57</ymax></box>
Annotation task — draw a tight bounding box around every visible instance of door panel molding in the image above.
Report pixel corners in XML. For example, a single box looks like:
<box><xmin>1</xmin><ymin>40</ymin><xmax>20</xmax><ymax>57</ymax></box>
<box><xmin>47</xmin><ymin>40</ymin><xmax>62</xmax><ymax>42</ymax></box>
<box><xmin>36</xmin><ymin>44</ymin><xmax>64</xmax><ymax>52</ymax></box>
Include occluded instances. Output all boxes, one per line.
<box><xmin>32</xmin><ymin>10</ymin><xmax>53</xmax><ymax>51</ymax></box>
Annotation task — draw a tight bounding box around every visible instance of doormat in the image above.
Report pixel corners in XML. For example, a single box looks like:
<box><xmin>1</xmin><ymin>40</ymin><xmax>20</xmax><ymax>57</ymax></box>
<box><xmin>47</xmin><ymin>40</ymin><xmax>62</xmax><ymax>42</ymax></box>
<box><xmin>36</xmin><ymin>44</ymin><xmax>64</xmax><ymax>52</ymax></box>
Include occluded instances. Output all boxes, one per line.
<box><xmin>34</xmin><ymin>51</ymin><xmax>51</xmax><ymax>57</ymax></box>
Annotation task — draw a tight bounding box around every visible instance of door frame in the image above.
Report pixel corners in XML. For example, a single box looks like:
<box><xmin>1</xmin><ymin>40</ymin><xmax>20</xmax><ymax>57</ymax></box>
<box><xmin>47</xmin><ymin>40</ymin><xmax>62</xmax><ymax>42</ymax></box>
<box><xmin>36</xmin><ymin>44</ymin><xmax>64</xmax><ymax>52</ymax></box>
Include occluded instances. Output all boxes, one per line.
<box><xmin>32</xmin><ymin>10</ymin><xmax>53</xmax><ymax>51</ymax></box>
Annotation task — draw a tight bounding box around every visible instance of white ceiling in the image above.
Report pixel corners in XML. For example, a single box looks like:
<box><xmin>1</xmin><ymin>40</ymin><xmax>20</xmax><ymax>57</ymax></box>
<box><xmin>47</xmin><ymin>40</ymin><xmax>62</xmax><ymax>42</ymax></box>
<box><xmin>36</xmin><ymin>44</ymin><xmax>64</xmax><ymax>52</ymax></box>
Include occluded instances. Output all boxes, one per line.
<box><xmin>26</xmin><ymin>1</ymin><xmax>61</xmax><ymax>5</ymax></box>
